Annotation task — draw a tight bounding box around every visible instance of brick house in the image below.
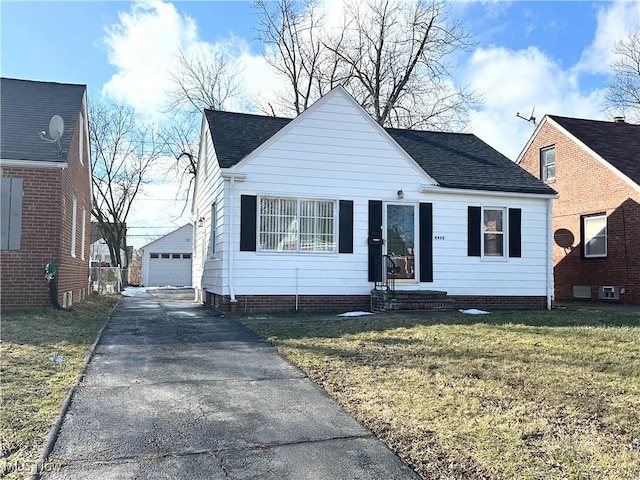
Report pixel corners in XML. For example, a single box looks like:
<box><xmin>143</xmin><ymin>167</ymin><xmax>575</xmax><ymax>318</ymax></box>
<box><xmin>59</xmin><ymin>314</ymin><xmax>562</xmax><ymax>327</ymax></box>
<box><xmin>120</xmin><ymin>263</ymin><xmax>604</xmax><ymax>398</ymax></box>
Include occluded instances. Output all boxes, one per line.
<box><xmin>1</xmin><ymin>78</ymin><xmax>92</xmax><ymax>308</ymax></box>
<box><xmin>518</xmin><ymin>115</ymin><xmax>640</xmax><ymax>304</ymax></box>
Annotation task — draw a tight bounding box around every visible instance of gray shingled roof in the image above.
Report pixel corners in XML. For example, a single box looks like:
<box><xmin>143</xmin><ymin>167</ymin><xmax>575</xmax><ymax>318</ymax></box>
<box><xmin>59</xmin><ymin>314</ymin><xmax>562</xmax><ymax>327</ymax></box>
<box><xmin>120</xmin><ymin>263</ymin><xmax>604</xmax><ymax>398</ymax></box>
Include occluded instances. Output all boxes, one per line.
<box><xmin>205</xmin><ymin>108</ymin><xmax>556</xmax><ymax>195</ymax></box>
<box><xmin>550</xmin><ymin>115</ymin><xmax>640</xmax><ymax>186</ymax></box>
<box><xmin>1</xmin><ymin>77</ymin><xmax>86</xmax><ymax>163</ymax></box>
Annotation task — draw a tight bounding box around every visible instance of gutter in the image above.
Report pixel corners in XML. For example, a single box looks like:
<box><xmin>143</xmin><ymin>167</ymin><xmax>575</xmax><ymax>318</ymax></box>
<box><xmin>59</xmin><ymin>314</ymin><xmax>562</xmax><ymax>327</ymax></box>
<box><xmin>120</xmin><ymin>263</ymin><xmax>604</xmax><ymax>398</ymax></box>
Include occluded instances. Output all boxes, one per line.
<box><xmin>221</xmin><ymin>171</ymin><xmax>247</xmax><ymax>304</ymax></box>
<box><xmin>1</xmin><ymin>158</ymin><xmax>68</xmax><ymax>169</ymax></box>
<box><xmin>420</xmin><ymin>184</ymin><xmax>558</xmax><ymax>200</ymax></box>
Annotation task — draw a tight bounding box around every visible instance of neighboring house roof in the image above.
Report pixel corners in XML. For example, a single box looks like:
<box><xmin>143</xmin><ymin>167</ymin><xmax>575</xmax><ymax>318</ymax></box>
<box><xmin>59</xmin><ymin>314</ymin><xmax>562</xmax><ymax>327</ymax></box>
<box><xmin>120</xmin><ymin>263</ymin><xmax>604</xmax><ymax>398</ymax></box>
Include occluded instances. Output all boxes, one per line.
<box><xmin>0</xmin><ymin>77</ymin><xmax>86</xmax><ymax>163</ymax></box>
<box><xmin>205</xmin><ymin>108</ymin><xmax>555</xmax><ymax>196</ymax></box>
<box><xmin>548</xmin><ymin>115</ymin><xmax>640</xmax><ymax>186</ymax></box>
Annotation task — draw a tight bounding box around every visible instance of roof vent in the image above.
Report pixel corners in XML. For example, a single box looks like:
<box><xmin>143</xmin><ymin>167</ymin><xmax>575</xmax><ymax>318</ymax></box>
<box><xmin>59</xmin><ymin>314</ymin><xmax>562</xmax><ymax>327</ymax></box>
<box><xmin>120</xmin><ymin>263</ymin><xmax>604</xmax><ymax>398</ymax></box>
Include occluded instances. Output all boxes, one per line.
<box><xmin>613</xmin><ymin>116</ymin><xmax>626</xmax><ymax>123</ymax></box>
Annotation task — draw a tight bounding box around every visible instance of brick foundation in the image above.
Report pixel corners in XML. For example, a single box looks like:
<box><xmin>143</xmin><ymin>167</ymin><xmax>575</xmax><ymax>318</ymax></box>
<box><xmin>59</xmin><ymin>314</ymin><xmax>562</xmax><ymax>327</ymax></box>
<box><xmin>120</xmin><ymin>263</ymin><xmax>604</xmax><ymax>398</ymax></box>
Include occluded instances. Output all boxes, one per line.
<box><xmin>449</xmin><ymin>295</ymin><xmax>547</xmax><ymax>310</ymax></box>
<box><xmin>203</xmin><ymin>291</ymin><xmax>547</xmax><ymax>313</ymax></box>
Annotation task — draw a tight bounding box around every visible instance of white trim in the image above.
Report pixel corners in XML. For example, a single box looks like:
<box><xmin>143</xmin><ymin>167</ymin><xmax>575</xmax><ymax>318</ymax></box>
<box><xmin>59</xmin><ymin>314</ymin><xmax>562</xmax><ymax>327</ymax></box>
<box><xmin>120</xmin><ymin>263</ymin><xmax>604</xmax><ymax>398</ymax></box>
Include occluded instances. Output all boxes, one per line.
<box><xmin>81</xmin><ymin>208</ymin><xmax>86</xmax><ymax>260</ymax></box>
<box><xmin>480</xmin><ymin>206</ymin><xmax>507</xmax><ymax>261</ymax></box>
<box><xmin>582</xmin><ymin>214</ymin><xmax>608</xmax><ymax>258</ymax></box>
<box><xmin>257</xmin><ymin>195</ymin><xmax>338</xmax><ymax>254</ymax></box>
<box><xmin>383</xmin><ymin>202</ymin><xmax>419</xmax><ymax>283</ymax></box>
<box><xmin>79</xmin><ymin>111</ymin><xmax>84</xmax><ymax>165</ymax></box>
<box><xmin>0</xmin><ymin>159</ymin><xmax>68</xmax><ymax>169</ymax></box>
<box><xmin>420</xmin><ymin>184</ymin><xmax>557</xmax><ymax>199</ymax></box>
<box><xmin>221</xmin><ymin>170</ymin><xmax>247</xmax><ymax>181</ymax></box>
<box><xmin>71</xmin><ymin>196</ymin><xmax>77</xmax><ymax>257</ymax></box>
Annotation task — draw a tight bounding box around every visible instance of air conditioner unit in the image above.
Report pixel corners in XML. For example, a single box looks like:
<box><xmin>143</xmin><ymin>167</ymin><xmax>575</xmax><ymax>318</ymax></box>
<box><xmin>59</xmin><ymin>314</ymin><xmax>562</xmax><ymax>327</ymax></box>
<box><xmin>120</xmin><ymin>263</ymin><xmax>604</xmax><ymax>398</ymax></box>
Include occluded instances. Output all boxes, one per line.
<box><xmin>598</xmin><ymin>286</ymin><xmax>620</xmax><ymax>300</ymax></box>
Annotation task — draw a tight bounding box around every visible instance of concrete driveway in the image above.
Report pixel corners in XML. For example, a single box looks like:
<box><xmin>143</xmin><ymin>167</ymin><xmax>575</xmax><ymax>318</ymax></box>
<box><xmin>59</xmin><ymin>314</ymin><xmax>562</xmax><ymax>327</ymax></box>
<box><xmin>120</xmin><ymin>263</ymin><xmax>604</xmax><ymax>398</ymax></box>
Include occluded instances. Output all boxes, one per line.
<box><xmin>43</xmin><ymin>289</ymin><xmax>419</xmax><ymax>479</ymax></box>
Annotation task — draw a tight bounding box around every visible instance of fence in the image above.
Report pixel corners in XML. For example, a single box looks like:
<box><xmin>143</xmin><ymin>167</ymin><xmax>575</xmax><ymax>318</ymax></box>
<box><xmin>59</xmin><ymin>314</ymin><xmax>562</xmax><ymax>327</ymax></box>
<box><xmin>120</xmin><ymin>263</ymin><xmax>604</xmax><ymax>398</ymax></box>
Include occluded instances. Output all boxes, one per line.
<box><xmin>90</xmin><ymin>266</ymin><xmax>123</xmax><ymax>294</ymax></box>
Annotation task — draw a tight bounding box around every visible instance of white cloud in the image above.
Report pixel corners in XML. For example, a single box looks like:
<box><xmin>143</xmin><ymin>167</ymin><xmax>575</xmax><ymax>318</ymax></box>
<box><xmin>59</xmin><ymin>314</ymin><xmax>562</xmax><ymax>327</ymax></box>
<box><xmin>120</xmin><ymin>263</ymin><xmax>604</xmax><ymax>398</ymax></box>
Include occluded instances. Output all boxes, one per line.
<box><xmin>463</xmin><ymin>46</ymin><xmax>605</xmax><ymax>160</ymax></box>
<box><xmin>576</xmin><ymin>0</ymin><xmax>640</xmax><ymax>75</ymax></box>
<box><xmin>461</xmin><ymin>0</ymin><xmax>639</xmax><ymax>161</ymax></box>
<box><xmin>102</xmin><ymin>0</ymin><xmax>201</xmax><ymax>120</ymax></box>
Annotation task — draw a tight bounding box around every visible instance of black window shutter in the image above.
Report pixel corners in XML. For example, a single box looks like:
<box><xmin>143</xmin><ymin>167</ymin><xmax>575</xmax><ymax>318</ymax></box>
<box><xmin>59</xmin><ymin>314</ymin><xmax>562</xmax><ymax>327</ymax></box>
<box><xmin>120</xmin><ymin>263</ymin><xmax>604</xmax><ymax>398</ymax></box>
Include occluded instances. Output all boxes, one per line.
<box><xmin>240</xmin><ymin>195</ymin><xmax>257</xmax><ymax>251</ymax></box>
<box><xmin>338</xmin><ymin>200</ymin><xmax>353</xmax><ymax>253</ymax></box>
<box><xmin>419</xmin><ymin>203</ymin><xmax>433</xmax><ymax>282</ymax></box>
<box><xmin>508</xmin><ymin>208</ymin><xmax>522</xmax><ymax>258</ymax></box>
<box><xmin>468</xmin><ymin>206</ymin><xmax>481</xmax><ymax>257</ymax></box>
<box><xmin>368</xmin><ymin>200</ymin><xmax>383</xmax><ymax>282</ymax></box>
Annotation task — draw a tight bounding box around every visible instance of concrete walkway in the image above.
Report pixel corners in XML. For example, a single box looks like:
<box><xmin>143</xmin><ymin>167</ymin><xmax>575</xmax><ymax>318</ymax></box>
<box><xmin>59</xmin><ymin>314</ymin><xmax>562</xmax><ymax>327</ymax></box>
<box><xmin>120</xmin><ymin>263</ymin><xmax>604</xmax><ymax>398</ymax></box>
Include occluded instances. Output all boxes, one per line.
<box><xmin>43</xmin><ymin>289</ymin><xmax>419</xmax><ymax>480</ymax></box>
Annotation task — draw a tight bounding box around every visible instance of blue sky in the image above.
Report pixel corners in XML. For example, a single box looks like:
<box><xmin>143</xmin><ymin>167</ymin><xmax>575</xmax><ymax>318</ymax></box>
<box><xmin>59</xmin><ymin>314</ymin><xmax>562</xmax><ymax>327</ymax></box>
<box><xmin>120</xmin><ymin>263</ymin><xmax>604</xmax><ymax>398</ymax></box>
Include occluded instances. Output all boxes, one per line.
<box><xmin>0</xmin><ymin>2</ymin><xmax>613</xmax><ymax>93</ymax></box>
<box><xmin>2</xmin><ymin>0</ymin><xmax>638</xmax><ymax>245</ymax></box>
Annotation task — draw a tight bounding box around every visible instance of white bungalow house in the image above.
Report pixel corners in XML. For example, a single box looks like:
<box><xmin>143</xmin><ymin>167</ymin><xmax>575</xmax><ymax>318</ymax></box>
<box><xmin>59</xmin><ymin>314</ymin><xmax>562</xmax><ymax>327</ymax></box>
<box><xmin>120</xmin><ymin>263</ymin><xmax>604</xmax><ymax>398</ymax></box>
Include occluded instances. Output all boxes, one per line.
<box><xmin>141</xmin><ymin>224</ymin><xmax>193</xmax><ymax>287</ymax></box>
<box><xmin>192</xmin><ymin>87</ymin><xmax>557</xmax><ymax>313</ymax></box>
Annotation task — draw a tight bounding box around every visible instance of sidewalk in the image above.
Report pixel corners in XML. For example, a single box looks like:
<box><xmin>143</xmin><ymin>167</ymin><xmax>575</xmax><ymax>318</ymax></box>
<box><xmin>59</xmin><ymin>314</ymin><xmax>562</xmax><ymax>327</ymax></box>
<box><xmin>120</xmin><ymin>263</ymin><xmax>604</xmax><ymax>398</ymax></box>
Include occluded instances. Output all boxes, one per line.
<box><xmin>42</xmin><ymin>289</ymin><xmax>419</xmax><ymax>479</ymax></box>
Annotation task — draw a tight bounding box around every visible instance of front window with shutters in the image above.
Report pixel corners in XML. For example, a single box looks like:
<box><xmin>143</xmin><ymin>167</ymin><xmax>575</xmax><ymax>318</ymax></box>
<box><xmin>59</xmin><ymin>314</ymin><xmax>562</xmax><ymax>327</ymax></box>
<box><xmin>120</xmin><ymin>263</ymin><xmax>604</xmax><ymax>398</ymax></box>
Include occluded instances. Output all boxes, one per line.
<box><xmin>483</xmin><ymin>207</ymin><xmax>505</xmax><ymax>258</ymax></box>
<box><xmin>259</xmin><ymin>197</ymin><xmax>336</xmax><ymax>252</ymax></box>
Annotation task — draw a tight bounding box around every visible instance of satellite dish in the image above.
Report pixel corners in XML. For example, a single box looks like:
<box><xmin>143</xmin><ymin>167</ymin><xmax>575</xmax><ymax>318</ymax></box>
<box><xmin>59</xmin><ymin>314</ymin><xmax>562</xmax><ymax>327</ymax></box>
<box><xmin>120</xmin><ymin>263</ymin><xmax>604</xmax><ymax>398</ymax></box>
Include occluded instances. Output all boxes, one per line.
<box><xmin>49</xmin><ymin>115</ymin><xmax>64</xmax><ymax>141</ymax></box>
<box><xmin>39</xmin><ymin>114</ymin><xmax>65</xmax><ymax>156</ymax></box>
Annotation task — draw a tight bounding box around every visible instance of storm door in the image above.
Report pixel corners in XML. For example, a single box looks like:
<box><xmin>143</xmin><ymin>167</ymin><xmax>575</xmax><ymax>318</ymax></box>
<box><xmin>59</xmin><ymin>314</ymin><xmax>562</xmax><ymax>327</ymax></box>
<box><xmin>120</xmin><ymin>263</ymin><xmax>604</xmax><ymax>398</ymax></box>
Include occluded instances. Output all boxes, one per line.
<box><xmin>385</xmin><ymin>204</ymin><xmax>416</xmax><ymax>281</ymax></box>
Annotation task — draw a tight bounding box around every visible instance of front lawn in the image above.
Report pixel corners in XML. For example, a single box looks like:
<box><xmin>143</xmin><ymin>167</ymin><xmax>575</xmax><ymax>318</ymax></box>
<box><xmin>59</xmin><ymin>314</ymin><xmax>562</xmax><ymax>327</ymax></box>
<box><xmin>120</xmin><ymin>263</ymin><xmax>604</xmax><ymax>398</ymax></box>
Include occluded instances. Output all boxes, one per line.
<box><xmin>244</xmin><ymin>309</ymin><xmax>640</xmax><ymax>480</ymax></box>
<box><xmin>1</xmin><ymin>295</ymin><xmax>120</xmax><ymax>479</ymax></box>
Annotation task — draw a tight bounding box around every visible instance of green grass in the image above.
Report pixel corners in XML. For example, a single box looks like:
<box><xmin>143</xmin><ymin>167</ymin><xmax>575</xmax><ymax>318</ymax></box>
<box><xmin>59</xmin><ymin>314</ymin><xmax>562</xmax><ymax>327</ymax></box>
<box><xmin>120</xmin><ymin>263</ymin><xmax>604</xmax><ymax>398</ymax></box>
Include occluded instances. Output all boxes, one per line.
<box><xmin>244</xmin><ymin>309</ymin><xmax>640</xmax><ymax>480</ymax></box>
<box><xmin>1</xmin><ymin>295</ymin><xmax>120</xmax><ymax>479</ymax></box>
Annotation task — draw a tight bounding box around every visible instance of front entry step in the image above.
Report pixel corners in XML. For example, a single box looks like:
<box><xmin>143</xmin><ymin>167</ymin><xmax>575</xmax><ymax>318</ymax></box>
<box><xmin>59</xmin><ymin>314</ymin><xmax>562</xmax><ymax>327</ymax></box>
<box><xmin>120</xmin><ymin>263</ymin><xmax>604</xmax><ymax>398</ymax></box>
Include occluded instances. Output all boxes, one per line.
<box><xmin>371</xmin><ymin>289</ymin><xmax>454</xmax><ymax>312</ymax></box>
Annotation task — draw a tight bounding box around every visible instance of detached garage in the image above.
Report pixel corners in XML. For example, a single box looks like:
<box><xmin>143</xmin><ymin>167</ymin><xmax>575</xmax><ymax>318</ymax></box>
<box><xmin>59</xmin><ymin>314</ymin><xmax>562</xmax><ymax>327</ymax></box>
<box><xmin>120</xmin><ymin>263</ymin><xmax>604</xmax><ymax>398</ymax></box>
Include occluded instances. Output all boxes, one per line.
<box><xmin>142</xmin><ymin>224</ymin><xmax>193</xmax><ymax>287</ymax></box>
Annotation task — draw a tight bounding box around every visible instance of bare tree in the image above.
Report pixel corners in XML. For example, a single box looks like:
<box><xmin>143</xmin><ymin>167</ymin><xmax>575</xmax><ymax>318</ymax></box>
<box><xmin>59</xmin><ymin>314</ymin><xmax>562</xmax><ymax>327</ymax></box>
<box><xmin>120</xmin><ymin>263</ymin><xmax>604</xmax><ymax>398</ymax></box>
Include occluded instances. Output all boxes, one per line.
<box><xmin>161</xmin><ymin>45</ymin><xmax>244</xmax><ymax>205</ymax></box>
<box><xmin>605</xmin><ymin>30</ymin><xmax>640</xmax><ymax>122</ymax></box>
<box><xmin>157</xmin><ymin>114</ymin><xmax>199</xmax><ymax>215</ymax></box>
<box><xmin>255</xmin><ymin>0</ymin><xmax>341</xmax><ymax>116</ymax></box>
<box><xmin>166</xmin><ymin>46</ymin><xmax>244</xmax><ymax>114</ymax></box>
<box><xmin>255</xmin><ymin>0</ymin><xmax>478</xmax><ymax>131</ymax></box>
<box><xmin>89</xmin><ymin>99</ymin><xmax>162</xmax><ymax>269</ymax></box>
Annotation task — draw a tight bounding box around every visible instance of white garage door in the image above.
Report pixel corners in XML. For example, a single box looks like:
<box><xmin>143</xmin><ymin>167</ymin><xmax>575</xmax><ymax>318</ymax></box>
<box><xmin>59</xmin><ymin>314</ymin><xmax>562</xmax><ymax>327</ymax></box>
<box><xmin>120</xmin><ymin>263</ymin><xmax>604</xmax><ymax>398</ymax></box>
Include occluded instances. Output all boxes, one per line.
<box><xmin>148</xmin><ymin>253</ymin><xmax>192</xmax><ymax>287</ymax></box>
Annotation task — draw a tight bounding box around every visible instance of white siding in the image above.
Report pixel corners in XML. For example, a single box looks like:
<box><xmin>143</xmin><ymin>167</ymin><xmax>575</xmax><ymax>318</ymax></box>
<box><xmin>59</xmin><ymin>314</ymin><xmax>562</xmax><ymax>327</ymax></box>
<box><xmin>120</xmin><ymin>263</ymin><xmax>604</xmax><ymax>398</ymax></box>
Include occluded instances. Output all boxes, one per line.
<box><xmin>196</xmin><ymin>88</ymin><xmax>551</xmax><ymax>300</ymax></box>
<box><xmin>142</xmin><ymin>224</ymin><xmax>193</xmax><ymax>286</ymax></box>
<box><xmin>192</xmin><ymin>123</ymin><xmax>226</xmax><ymax>294</ymax></box>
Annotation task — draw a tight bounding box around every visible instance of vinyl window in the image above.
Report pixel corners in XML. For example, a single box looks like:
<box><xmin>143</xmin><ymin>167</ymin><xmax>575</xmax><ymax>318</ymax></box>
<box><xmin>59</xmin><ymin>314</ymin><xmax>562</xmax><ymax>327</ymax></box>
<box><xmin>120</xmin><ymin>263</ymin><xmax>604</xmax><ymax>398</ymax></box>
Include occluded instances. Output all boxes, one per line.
<box><xmin>482</xmin><ymin>207</ymin><xmax>505</xmax><ymax>257</ymax></box>
<box><xmin>259</xmin><ymin>197</ymin><xmax>336</xmax><ymax>252</ymax></box>
<box><xmin>583</xmin><ymin>214</ymin><xmax>607</xmax><ymax>258</ymax></box>
<box><xmin>541</xmin><ymin>147</ymin><xmax>556</xmax><ymax>182</ymax></box>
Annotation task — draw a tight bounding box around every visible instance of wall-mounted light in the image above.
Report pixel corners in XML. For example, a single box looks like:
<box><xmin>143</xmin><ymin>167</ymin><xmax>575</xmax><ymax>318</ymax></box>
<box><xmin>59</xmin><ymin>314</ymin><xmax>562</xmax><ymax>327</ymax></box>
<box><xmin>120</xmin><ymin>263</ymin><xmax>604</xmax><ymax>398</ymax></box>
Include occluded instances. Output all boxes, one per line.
<box><xmin>397</xmin><ymin>189</ymin><xmax>404</xmax><ymax>199</ymax></box>
<box><xmin>198</xmin><ymin>217</ymin><xmax>205</xmax><ymax>227</ymax></box>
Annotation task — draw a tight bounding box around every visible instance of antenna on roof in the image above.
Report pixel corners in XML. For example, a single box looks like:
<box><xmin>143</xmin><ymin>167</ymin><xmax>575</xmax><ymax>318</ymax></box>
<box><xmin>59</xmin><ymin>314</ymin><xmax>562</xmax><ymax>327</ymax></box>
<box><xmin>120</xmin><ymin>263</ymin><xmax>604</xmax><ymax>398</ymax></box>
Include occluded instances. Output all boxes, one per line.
<box><xmin>516</xmin><ymin>107</ymin><xmax>536</xmax><ymax>126</ymax></box>
<box><xmin>39</xmin><ymin>115</ymin><xmax>65</xmax><ymax>156</ymax></box>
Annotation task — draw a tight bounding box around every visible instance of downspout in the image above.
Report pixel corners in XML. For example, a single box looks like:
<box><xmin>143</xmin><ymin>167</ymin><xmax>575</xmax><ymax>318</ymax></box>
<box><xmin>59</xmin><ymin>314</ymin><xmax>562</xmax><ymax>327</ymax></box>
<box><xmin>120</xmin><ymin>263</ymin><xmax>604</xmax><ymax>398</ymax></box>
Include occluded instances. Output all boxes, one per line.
<box><xmin>221</xmin><ymin>170</ymin><xmax>247</xmax><ymax>306</ymax></box>
<box><xmin>228</xmin><ymin>176</ymin><xmax>237</xmax><ymax>305</ymax></box>
<box><xmin>546</xmin><ymin>199</ymin><xmax>553</xmax><ymax>310</ymax></box>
